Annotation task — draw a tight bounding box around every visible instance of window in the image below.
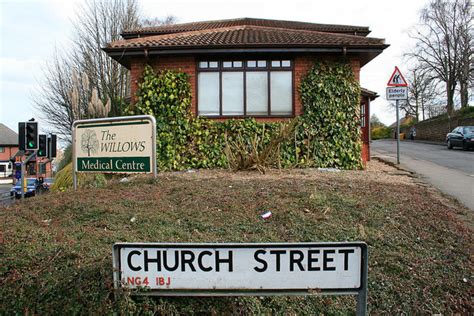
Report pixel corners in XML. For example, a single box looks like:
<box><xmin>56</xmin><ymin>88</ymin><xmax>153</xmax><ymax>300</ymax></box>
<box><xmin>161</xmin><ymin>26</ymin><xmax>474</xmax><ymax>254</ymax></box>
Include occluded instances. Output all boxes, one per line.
<box><xmin>197</xmin><ymin>59</ymin><xmax>293</xmax><ymax>117</ymax></box>
<box><xmin>360</xmin><ymin>104</ymin><xmax>366</xmax><ymax>128</ymax></box>
<box><xmin>39</xmin><ymin>163</ymin><xmax>47</xmax><ymax>175</ymax></box>
<box><xmin>0</xmin><ymin>146</ymin><xmax>4</xmax><ymax>153</ymax></box>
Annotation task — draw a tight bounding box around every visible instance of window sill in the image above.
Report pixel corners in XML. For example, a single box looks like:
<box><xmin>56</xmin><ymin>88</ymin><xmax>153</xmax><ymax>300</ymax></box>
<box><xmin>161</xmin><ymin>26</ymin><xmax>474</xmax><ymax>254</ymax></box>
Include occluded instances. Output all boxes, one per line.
<box><xmin>197</xmin><ymin>115</ymin><xmax>295</xmax><ymax>119</ymax></box>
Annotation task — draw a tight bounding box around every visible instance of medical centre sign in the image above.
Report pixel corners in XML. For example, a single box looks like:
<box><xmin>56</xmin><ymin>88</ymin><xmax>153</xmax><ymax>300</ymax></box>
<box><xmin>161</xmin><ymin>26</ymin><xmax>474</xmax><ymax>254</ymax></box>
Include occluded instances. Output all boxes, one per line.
<box><xmin>73</xmin><ymin>115</ymin><xmax>156</xmax><ymax>174</ymax></box>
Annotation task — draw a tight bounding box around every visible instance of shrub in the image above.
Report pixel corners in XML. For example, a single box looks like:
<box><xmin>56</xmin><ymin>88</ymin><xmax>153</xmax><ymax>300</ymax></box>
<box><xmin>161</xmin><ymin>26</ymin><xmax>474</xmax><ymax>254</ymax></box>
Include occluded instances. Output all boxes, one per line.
<box><xmin>224</xmin><ymin>119</ymin><xmax>297</xmax><ymax>173</ymax></box>
<box><xmin>51</xmin><ymin>163</ymin><xmax>106</xmax><ymax>192</ymax></box>
<box><xmin>371</xmin><ymin>126</ymin><xmax>392</xmax><ymax>140</ymax></box>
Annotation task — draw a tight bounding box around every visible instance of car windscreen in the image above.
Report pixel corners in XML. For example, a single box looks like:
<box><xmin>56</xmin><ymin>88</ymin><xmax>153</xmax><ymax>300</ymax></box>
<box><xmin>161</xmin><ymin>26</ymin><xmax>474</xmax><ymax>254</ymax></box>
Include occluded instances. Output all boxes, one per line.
<box><xmin>27</xmin><ymin>179</ymin><xmax>37</xmax><ymax>185</ymax></box>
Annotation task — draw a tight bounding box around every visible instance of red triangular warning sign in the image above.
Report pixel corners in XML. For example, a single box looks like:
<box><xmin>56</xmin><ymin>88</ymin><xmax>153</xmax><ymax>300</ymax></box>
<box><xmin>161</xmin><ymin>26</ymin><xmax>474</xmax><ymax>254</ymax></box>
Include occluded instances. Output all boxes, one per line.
<box><xmin>387</xmin><ymin>66</ymin><xmax>408</xmax><ymax>87</ymax></box>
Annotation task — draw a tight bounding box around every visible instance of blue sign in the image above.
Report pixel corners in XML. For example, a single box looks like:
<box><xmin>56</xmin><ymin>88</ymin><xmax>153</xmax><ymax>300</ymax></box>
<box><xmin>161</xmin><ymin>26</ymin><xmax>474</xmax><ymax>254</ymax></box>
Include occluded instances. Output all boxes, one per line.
<box><xmin>14</xmin><ymin>162</ymin><xmax>21</xmax><ymax>179</ymax></box>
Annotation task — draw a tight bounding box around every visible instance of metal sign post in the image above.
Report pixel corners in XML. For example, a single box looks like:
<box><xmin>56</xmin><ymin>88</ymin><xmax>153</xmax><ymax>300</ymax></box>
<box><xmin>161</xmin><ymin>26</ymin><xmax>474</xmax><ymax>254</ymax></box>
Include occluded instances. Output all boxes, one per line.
<box><xmin>396</xmin><ymin>99</ymin><xmax>400</xmax><ymax>164</ymax></box>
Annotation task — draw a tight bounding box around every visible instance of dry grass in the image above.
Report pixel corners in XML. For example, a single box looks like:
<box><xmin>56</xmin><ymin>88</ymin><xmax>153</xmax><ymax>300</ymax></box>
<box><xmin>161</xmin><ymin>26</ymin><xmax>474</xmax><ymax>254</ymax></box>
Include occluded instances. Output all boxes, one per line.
<box><xmin>224</xmin><ymin>119</ymin><xmax>297</xmax><ymax>173</ymax></box>
<box><xmin>0</xmin><ymin>161</ymin><xmax>472</xmax><ymax>314</ymax></box>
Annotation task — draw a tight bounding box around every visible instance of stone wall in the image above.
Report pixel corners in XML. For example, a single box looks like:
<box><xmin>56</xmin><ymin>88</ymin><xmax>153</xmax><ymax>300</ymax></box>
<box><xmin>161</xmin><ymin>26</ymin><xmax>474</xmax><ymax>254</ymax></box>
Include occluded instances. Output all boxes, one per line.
<box><xmin>412</xmin><ymin>115</ymin><xmax>474</xmax><ymax>142</ymax></box>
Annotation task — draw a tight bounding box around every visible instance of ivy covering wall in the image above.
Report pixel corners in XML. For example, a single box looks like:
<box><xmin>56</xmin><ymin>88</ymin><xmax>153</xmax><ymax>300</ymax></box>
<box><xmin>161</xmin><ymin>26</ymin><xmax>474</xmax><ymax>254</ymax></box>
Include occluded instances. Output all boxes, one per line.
<box><xmin>127</xmin><ymin>61</ymin><xmax>362</xmax><ymax>171</ymax></box>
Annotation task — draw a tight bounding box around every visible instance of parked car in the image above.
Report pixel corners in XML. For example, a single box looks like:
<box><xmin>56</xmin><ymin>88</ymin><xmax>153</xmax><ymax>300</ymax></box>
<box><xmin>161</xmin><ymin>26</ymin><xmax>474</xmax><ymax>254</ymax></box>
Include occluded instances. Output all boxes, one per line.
<box><xmin>446</xmin><ymin>126</ymin><xmax>474</xmax><ymax>150</ymax></box>
<box><xmin>10</xmin><ymin>178</ymin><xmax>38</xmax><ymax>198</ymax></box>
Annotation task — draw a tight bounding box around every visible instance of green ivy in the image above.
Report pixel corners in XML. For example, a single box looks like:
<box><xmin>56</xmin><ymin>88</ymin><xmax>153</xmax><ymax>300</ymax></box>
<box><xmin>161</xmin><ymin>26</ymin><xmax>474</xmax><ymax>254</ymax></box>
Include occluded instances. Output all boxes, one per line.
<box><xmin>127</xmin><ymin>61</ymin><xmax>362</xmax><ymax>171</ymax></box>
<box><xmin>297</xmin><ymin>61</ymin><xmax>362</xmax><ymax>169</ymax></box>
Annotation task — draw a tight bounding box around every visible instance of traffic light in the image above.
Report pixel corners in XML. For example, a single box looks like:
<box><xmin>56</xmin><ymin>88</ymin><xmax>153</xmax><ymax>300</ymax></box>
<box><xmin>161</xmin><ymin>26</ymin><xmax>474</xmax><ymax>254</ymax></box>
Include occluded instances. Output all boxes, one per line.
<box><xmin>48</xmin><ymin>134</ymin><xmax>57</xmax><ymax>158</ymax></box>
<box><xmin>25</xmin><ymin>122</ymin><xmax>38</xmax><ymax>150</ymax></box>
<box><xmin>38</xmin><ymin>134</ymin><xmax>47</xmax><ymax>157</ymax></box>
<box><xmin>18</xmin><ymin>122</ymin><xmax>26</xmax><ymax>150</ymax></box>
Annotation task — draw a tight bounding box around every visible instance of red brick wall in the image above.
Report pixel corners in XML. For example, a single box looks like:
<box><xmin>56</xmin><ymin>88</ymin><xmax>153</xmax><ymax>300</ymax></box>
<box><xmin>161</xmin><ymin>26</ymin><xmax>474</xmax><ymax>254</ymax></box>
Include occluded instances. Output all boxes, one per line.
<box><xmin>130</xmin><ymin>56</ymin><xmax>197</xmax><ymax>112</ymax></box>
<box><xmin>362</xmin><ymin>143</ymin><xmax>370</xmax><ymax>163</ymax></box>
<box><xmin>0</xmin><ymin>145</ymin><xmax>18</xmax><ymax>161</ymax></box>
<box><xmin>130</xmin><ymin>59</ymin><xmax>145</xmax><ymax>104</ymax></box>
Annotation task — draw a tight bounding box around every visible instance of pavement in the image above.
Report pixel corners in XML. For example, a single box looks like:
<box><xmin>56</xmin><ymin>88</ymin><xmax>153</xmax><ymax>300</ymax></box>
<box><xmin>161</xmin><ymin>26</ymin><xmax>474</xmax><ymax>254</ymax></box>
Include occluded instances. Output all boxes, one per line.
<box><xmin>372</xmin><ymin>139</ymin><xmax>474</xmax><ymax>211</ymax></box>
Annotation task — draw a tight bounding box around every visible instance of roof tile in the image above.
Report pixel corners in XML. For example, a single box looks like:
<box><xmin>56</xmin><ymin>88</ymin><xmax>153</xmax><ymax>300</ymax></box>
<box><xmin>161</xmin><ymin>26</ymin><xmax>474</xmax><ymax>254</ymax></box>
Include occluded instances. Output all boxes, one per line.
<box><xmin>107</xmin><ymin>25</ymin><xmax>385</xmax><ymax>50</ymax></box>
<box><xmin>122</xmin><ymin>17</ymin><xmax>371</xmax><ymax>38</ymax></box>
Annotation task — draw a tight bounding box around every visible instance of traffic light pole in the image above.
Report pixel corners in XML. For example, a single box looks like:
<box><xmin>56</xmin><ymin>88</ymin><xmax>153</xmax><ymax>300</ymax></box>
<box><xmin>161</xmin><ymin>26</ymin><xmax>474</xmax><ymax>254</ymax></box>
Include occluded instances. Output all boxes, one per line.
<box><xmin>20</xmin><ymin>160</ymin><xmax>25</xmax><ymax>199</ymax></box>
<box><xmin>20</xmin><ymin>151</ymin><xmax>37</xmax><ymax>200</ymax></box>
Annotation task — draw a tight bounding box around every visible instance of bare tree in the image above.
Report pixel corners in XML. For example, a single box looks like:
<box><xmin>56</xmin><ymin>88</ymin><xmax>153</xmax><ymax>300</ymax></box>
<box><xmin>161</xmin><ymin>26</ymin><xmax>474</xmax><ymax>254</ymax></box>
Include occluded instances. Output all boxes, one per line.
<box><xmin>406</xmin><ymin>0</ymin><xmax>472</xmax><ymax>114</ymax></box>
<box><xmin>35</xmin><ymin>0</ymin><xmax>140</xmax><ymax>140</ymax></box>
<box><xmin>141</xmin><ymin>15</ymin><xmax>177</xmax><ymax>27</ymax></box>
<box><xmin>35</xmin><ymin>0</ymin><xmax>176</xmax><ymax>141</ymax></box>
<box><xmin>400</xmin><ymin>67</ymin><xmax>442</xmax><ymax>121</ymax></box>
<box><xmin>457</xmin><ymin>0</ymin><xmax>473</xmax><ymax>107</ymax></box>
<box><xmin>71</xmin><ymin>0</ymin><xmax>140</xmax><ymax>117</ymax></box>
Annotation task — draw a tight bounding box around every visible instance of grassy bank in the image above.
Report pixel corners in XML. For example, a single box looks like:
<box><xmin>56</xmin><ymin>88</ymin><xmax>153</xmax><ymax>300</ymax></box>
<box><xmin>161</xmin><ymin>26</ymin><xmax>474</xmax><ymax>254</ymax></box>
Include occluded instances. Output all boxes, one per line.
<box><xmin>0</xmin><ymin>161</ymin><xmax>472</xmax><ymax>314</ymax></box>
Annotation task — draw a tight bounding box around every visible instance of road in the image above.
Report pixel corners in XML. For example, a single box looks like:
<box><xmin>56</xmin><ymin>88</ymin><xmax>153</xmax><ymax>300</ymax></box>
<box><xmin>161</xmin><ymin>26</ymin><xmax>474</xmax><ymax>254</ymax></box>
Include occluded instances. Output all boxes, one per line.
<box><xmin>0</xmin><ymin>183</ymin><xmax>14</xmax><ymax>206</ymax></box>
<box><xmin>372</xmin><ymin>139</ymin><xmax>474</xmax><ymax>211</ymax></box>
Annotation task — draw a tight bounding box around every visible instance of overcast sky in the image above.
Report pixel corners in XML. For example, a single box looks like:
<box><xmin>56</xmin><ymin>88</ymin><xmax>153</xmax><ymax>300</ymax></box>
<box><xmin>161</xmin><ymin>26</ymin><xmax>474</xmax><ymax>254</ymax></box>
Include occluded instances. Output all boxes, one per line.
<box><xmin>0</xmin><ymin>0</ymin><xmax>428</xmax><ymax>133</ymax></box>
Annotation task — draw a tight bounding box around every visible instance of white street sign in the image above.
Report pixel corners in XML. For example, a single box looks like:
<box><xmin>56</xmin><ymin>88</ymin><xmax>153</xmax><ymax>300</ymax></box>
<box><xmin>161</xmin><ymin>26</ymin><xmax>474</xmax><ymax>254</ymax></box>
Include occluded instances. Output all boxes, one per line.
<box><xmin>386</xmin><ymin>87</ymin><xmax>408</xmax><ymax>100</ymax></box>
<box><xmin>113</xmin><ymin>242</ymin><xmax>366</xmax><ymax>292</ymax></box>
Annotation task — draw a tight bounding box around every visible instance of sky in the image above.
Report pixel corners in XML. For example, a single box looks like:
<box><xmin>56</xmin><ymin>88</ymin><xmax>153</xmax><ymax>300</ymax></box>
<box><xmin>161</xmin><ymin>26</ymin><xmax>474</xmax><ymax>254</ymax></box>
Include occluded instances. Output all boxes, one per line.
<box><xmin>0</xmin><ymin>0</ymin><xmax>428</xmax><ymax>133</ymax></box>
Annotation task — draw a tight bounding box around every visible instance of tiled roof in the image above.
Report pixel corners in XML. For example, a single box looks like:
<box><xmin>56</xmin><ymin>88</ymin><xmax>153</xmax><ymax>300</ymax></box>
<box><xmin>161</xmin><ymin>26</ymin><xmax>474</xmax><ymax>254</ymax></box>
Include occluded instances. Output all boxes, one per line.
<box><xmin>107</xmin><ymin>25</ymin><xmax>385</xmax><ymax>50</ymax></box>
<box><xmin>0</xmin><ymin>123</ymin><xmax>18</xmax><ymax>145</ymax></box>
<box><xmin>122</xmin><ymin>18</ymin><xmax>371</xmax><ymax>38</ymax></box>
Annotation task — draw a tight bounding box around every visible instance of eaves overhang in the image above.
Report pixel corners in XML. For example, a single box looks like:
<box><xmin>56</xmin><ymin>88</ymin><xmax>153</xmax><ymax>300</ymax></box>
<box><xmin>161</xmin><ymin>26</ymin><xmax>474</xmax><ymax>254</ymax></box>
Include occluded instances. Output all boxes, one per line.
<box><xmin>103</xmin><ymin>45</ymin><xmax>389</xmax><ymax>69</ymax></box>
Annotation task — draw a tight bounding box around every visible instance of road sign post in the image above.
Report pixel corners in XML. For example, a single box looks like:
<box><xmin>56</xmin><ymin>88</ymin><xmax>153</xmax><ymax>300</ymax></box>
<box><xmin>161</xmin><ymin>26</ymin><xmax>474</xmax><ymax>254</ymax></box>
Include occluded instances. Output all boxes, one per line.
<box><xmin>387</xmin><ymin>66</ymin><xmax>408</xmax><ymax>165</ymax></box>
<box><xmin>396</xmin><ymin>100</ymin><xmax>400</xmax><ymax>164</ymax></box>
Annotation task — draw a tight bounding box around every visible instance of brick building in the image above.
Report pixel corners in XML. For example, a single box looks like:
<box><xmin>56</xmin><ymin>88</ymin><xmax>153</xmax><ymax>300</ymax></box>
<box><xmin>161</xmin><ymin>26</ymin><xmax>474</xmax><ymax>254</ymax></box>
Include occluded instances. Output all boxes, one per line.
<box><xmin>104</xmin><ymin>18</ymin><xmax>387</xmax><ymax>162</ymax></box>
<box><xmin>0</xmin><ymin>123</ymin><xmax>18</xmax><ymax>178</ymax></box>
<box><xmin>0</xmin><ymin>123</ymin><xmax>52</xmax><ymax>180</ymax></box>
